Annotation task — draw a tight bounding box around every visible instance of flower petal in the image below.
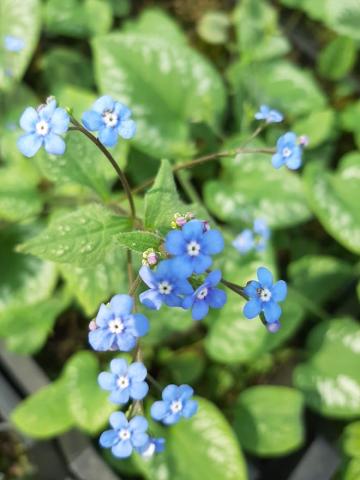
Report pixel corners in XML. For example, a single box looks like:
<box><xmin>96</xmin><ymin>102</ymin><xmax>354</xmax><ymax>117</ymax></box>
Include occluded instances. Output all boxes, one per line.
<box><xmin>272</xmin><ymin>153</ymin><xmax>285</xmax><ymax>169</ymax></box>
<box><xmin>271</xmin><ymin>280</ymin><xmax>287</xmax><ymax>302</ymax></box>
<box><xmin>202</xmin><ymin>230</ymin><xmax>224</xmax><ymax>255</ymax></box>
<box><xmin>163</xmin><ymin>293</ymin><xmax>182</xmax><ymax>307</ymax></box>
<box><xmin>130</xmin><ymin>381</ymin><xmax>149</xmax><ymax>400</ymax></box>
<box><xmin>88</xmin><ymin>329</ymin><xmax>112</xmax><ymax>351</ymax></box>
<box><xmin>99</xmin><ymin>126</ymin><xmax>118</xmax><ymax>147</ymax></box>
<box><xmin>112</xmin><ymin>440</ymin><xmax>133</xmax><ymax>458</ymax></box>
<box><xmin>110</xmin><ymin>294</ymin><xmax>133</xmax><ymax>315</ymax></box>
<box><xmin>99</xmin><ymin>429</ymin><xmax>118</xmax><ymax>448</ymax></box>
<box><xmin>118</xmin><ymin>119</ymin><xmax>136</xmax><ymax>139</ymax></box>
<box><xmin>132</xmin><ymin>432</ymin><xmax>149</xmax><ymax>448</ymax></box>
<box><xmin>96</xmin><ymin>304</ymin><xmax>111</xmax><ymax>327</ymax></box>
<box><xmin>182</xmin><ymin>220</ymin><xmax>204</xmax><ymax>241</ymax></box>
<box><xmin>17</xmin><ymin>134</ymin><xmax>42</xmax><ymax>157</ymax></box>
<box><xmin>243</xmin><ymin>280</ymin><xmax>261</xmax><ymax>298</ymax></box>
<box><xmin>129</xmin><ymin>416</ymin><xmax>148</xmax><ymax>433</ymax></box>
<box><xmin>81</xmin><ymin>110</ymin><xmax>102</xmax><ymax>131</ymax></box>
<box><xmin>139</xmin><ymin>265</ymin><xmax>156</xmax><ymax>288</ymax></box>
<box><xmin>263</xmin><ymin>301</ymin><xmax>282</xmax><ymax>323</ymax></box>
<box><xmin>128</xmin><ymin>362</ymin><xmax>147</xmax><ymax>382</ymax></box>
<box><xmin>44</xmin><ymin>133</ymin><xmax>66</xmax><ymax>155</ymax></box>
<box><xmin>109</xmin><ymin>411</ymin><xmax>128</xmax><ymax>430</ymax></box>
<box><xmin>50</xmin><ymin>108</ymin><xmax>69</xmax><ymax>134</ymax></box>
<box><xmin>207</xmin><ymin>288</ymin><xmax>227</xmax><ymax>309</ymax></box>
<box><xmin>286</xmin><ymin>151</ymin><xmax>302</xmax><ymax>170</ymax></box>
<box><xmin>19</xmin><ymin>107</ymin><xmax>38</xmax><ymax>132</ymax></box>
<box><xmin>151</xmin><ymin>400</ymin><xmax>168</xmax><ymax>420</ymax></box>
<box><xmin>192</xmin><ymin>254</ymin><xmax>212</xmax><ymax>274</ymax></box>
<box><xmin>39</xmin><ymin>100</ymin><xmax>57</xmax><ymax>121</ymax></box>
<box><xmin>178</xmin><ymin>384</ymin><xmax>193</xmax><ymax>400</ymax></box>
<box><xmin>139</xmin><ymin>289</ymin><xmax>162</xmax><ymax>310</ymax></box>
<box><xmin>110</xmin><ymin>358</ymin><xmax>128</xmax><ymax>375</ymax></box>
<box><xmin>163</xmin><ymin>412</ymin><xmax>180</xmax><ymax>425</ymax></box>
<box><xmin>257</xmin><ymin>267</ymin><xmax>273</xmax><ymax>288</ymax></box>
<box><xmin>182</xmin><ymin>400</ymin><xmax>198</xmax><ymax>418</ymax></box>
<box><xmin>116</xmin><ymin>332</ymin><xmax>136</xmax><ymax>352</ymax></box>
<box><xmin>162</xmin><ymin>384</ymin><xmax>178</xmax><ymax>401</ymax></box>
<box><xmin>206</xmin><ymin>270</ymin><xmax>221</xmax><ymax>287</ymax></box>
<box><xmin>192</xmin><ymin>300</ymin><xmax>209</xmax><ymax>321</ymax></box>
<box><xmin>92</xmin><ymin>95</ymin><xmax>115</xmax><ymax>114</ymax></box>
<box><xmin>98</xmin><ymin>372</ymin><xmax>116</xmax><ymax>391</ymax></box>
<box><xmin>133</xmin><ymin>313</ymin><xmax>149</xmax><ymax>336</ymax></box>
<box><xmin>232</xmin><ymin>230</ymin><xmax>254</xmax><ymax>254</ymax></box>
<box><xmin>182</xmin><ymin>294</ymin><xmax>194</xmax><ymax>309</ymax></box>
<box><xmin>110</xmin><ymin>389</ymin><xmax>130</xmax><ymax>404</ymax></box>
<box><xmin>243</xmin><ymin>299</ymin><xmax>262</xmax><ymax>319</ymax></box>
<box><xmin>165</xmin><ymin>230</ymin><xmax>185</xmax><ymax>255</ymax></box>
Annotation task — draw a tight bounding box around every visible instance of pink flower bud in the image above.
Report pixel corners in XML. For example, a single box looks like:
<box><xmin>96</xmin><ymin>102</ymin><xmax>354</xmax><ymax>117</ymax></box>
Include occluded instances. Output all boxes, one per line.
<box><xmin>89</xmin><ymin>320</ymin><xmax>97</xmax><ymax>331</ymax></box>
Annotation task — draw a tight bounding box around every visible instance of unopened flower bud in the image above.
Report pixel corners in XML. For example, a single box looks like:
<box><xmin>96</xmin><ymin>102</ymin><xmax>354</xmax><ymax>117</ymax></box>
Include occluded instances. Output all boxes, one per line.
<box><xmin>142</xmin><ymin>248</ymin><xmax>158</xmax><ymax>267</ymax></box>
<box><xmin>298</xmin><ymin>135</ymin><xmax>309</xmax><ymax>147</ymax></box>
<box><xmin>89</xmin><ymin>320</ymin><xmax>97</xmax><ymax>331</ymax></box>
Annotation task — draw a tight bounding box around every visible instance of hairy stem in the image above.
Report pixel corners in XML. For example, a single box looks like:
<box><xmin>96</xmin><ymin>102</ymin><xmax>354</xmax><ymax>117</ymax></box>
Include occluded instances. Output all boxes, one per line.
<box><xmin>69</xmin><ymin>119</ymin><xmax>136</xmax><ymax>220</ymax></box>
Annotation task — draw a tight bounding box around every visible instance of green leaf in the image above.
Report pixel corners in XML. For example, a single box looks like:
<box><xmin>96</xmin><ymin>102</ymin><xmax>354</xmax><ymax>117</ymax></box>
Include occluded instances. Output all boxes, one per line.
<box><xmin>0</xmin><ymin>225</ymin><xmax>57</xmax><ymax>313</ymax></box>
<box><xmin>11</xmin><ymin>378</ymin><xmax>74</xmax><ymax>438</ymax></box>
<box><xmin>40</xmin><ymin>47</ymin><xmax>94</xmax><ymax>93</ymax></box>
<box><xmin>0</xmin><ymin>165</ymin><xmax>42</xmax><ymax>222</ymax></box>
<box><xmin>228</xmin><ymin>59</ymin><xmax>326</xmax><ymax>118</ymax></box>
<box><xmin>45</xmin><ymin>0</ymin><xmax>112</xmax><ymax>38</ymax></box>
<box><xmin>0</xmin><ymin>0</ymin><xmax>41</xmax><ymax>89</ymax></box>
<box><xmin>342</xmin><ymin>421</ymin><xmax>360</xmax><ymax>459</ymax></box>
<box><xmin>197</xmin><ymin>11</ymin><xmax>230</xmax><ymax>45</ymax></box>
<box><xmin>60</xmin><ymin>248</ymin><xmax>127</xmax><ymax>316</ymax></box>
<box><xmin>325</xmin><ymin>0</ymin><xmax>360</xmax><ymax>40</ymax></box>
<box><xmin>289</xmin><ymin>255</ymin><xmax>354</xmax><ymax>306</ymax></box>
<box><xmin>92</xmin><ymin>33</ymin><xmax>226</xmax><ymax>158</ymax></box>
<box><xmin>123</xmin><ymin>7</ymin><xmax>187</xmax><ymax>45</ymax></box>
<box><xmin>0</xmin><ymin>293</ymin><xmax>69</xmax><ymax>354</ymax></box>
<box><xmin>17</xmin><ymin>204</ymin><xmax>132</xmax><ymax>267</ymax></box>
<box><xmin>64</xmin><ymin>351</ymin><xmax>116</xmax><ymax>434</ymax></box>
<box><xmin>294</xmin><ymin>317</ymin><xmax>360</xmax><ymax>418</ymax></box>
<box><xmin>116</xmin><ymin>231</ymin><xmax>162</xmax><ymax>254</ymax></box>
<box><xmin>318</xmin><ymin>37</ymin><xmax>357</xmax><ymax>80</ymax></box>
<box><xmin>343</xmin><ymin>459</ymin><xmax>360</xmax><ymax>480</ymax></box>
<box><xmin>168</xmin><ymin>398</ymin><xmax>247</xmax><ymax>480</ymax></box>
<box><xmin>340</xmin><ymin>103</ymin><xmax>360</xmax><ymax>134</ymax></box>
<box><xmin>233</xmin><ymin>386</ymin><xmax>305</xmax><ymax>457</ymax></box>
<box><xmin>144</xmin><ymin>159</ymin><xmax>187</xmax><ymax>232</ymax></box>
<box><xmin>292</xmin><ymin>109</ymin><xmax>336</xmax><ymax>148</ymax></box>
<box><xmin>233</xmin><ymin>0</ymin><xmax>290</xmax><ymax>61</ymax></box>
<box><xmin>279</xmin><ymin>0</ymin><xmax>327</xmax><ymax>21</ymax></box>
<box><xmin>204</xmin><ymin>147</ymin><xmax>311</xmax><ymax>228</ymax></box>
<box><xmin>36</xmin><ymin>133</ymin><xmax>110</xmax><ymax>199</ymax></box>
<box><xmin>304</xmin><ymin>161</ymin><xmax>360</xmax><ymax>254</ymax></box>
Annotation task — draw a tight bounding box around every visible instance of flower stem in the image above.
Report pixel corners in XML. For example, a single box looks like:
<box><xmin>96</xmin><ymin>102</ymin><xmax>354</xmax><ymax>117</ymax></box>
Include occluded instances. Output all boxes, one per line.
<box><xmin>69</xmin><ymin>118</ymin><xmax>136</xmax><ymax>221</ymax></box>
<box><xmin>147</xmin><ymin>373</ymin><xmax>163</xmax><ymax>393</ymax></box>
<box><xmin>130</xmin><ymin>146</ymin><xmax>275</xmax><ymax>196</ymax></box>
<box><xmin>220</xmin><ymin>278</ymin><xmax>248</xmax><ymax>300</ymax></box>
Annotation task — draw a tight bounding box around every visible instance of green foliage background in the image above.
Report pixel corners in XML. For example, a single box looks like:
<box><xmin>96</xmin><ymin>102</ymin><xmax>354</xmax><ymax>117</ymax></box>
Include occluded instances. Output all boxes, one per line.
<box><xmin>0</xmin><ymin>0</ymin><xmax>359</xmax><ymax>478</ymax></box>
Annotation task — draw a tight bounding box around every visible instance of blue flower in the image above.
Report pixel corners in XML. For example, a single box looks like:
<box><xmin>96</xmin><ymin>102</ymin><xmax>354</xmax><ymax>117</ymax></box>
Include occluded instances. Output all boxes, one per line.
<box><xmin>4</xmin><ymin>35</ymin><xmax>24</xmax><ymax>52</ymax></box>
<box><xmin>233</xmin><ymin>219</ymin><xmax>270</xmax><ymax>254</ymax></box>
<box><xmin>89</xmin><ymin>294</ymin><xmax>149</xmax><ymax>352</ymax></box>
<box><xmin>98</xmin><ymin>359</ymin><xmax>148</xmax><ymax>404</ymax></box>
<box><xmin>272</xmin><ymin>132</ymin><xmax>302</xmax><ymax>170</ymax></box>
<box><xmin>183</xmin><ymin>270</ymin><xmax>227</xmax><ymax>321</ymax></box>
<box><xmin>243</xmin><ymin>267</ymin><xmax>287</xmax><ymax>325</ymax></box>
<box><xmin>255</xmin><ymin>105</ymin><xmax>283</xmax><ymax>123</ymax></box>
<box><xmin>165</xmin><ymin>220</ymin><xmax>224</xmax><ymax>275</ymax></box>
<box><xmin>151</xmin><ymin>384</ymin><xmax>198</xmax><ymax>425</ymax></box>
<box><xmin>137</xmin><ymin>437</ymin><xmax>166</xmax><ymax>458</ymax></box>
<box><xmin>139</xmin><ymin>259</ymin><xmax>193</xmax><ymax>310</ymax></box>
<box><xmin>82</xmin><ymin>95</ymin><xmax>136</xmax><ymax>147</ymax></box>
<box><xmin>17</xmin><ymin>99</ymin><xmax>70</xmax><ymax>157</ymax></box>
<box><xmin>99</xmin><ymin>412</ymin><xmax>149</xmax><ymax>459</ymax></box>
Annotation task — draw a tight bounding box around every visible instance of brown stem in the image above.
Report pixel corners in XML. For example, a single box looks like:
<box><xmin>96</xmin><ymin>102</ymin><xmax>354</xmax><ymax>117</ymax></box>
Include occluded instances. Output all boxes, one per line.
<box><xmin>130</xmin><ymin>147</ymin><xmax>275</xmax><ymax>196</ymax></box>
<box><xmin>69</xmin><ymin>119</ymin><xmax>136</xmax><ymax>220</ymax></box>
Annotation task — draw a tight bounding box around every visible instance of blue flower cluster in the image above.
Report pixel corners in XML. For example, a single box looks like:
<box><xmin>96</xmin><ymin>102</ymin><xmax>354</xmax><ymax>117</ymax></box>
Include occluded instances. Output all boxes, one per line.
<box><xmin>17</xmin><ymin>95</ymin><xmax>135</xmax><ymax>158</ymax></box>
<box><xmin>255</xmin><ymin>105</ymin><xmax>283</xmax><ymax>124</ymax></box>
<box><xmin>233</xmin><ymin>219</ymin><xmax>270</xmax><ymax>255</ymax></box>
<box><xmin>139</xmin><ymin>219</ymin><xmax>227</xmax><ymax>321</ymax></box>
<box><xmin>243</xmin><ymin>267</ymin><xmax>287</xmax><ymax>331</ymax></box>
<box><xmin>272</xmin><ymin>132</ymin><xmax>304</xmax><ymax>170</ymax></box>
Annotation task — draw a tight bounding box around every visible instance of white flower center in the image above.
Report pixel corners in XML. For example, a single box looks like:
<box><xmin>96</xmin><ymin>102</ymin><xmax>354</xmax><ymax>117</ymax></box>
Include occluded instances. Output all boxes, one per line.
<box><xmin>158</xmin><ymin>281</ymin><xmax>173</xmax><ymax>295</ymax></box>
<box><xmin>103</xmin><ymin>110</ymin><xmax>118</xmax><ymax>127</ymax></box>
<box><xmin>187</xmin><ymin>241</ymin><xmax>201</xmax><ymax>256</ymax></box>
<box><xmin>119</xmin><ymin>429</ymin><xmax>131</xmax><ymax>441</ymax></box>
<box><xmin>170</xmin><ymin>400</ymin><xmax>182</xmax><ymax>413</ymax></box>
<box><xmin>282</xmin><ymin>147</ymin><xmax>292</xmax><ymax>158</ymax></box>
<box><xmin>36</xmin><ymin>120</ymin><xmax>49</xmax><ymax>136</ymax></box>
<box><xmin>117</xmin><ymin>375</ymin><xmax>129</xmax><ymax>389</ymax></box>
<box><xmin>109</xmin><ymin>317</ymin><xmax>125</xmax><ymax>334</ymax></box>
<box><xmin>258</xmin><ymin>288</ymin><xmax>272</xmax><ymax>302</ymax></box>
<box><xmin>197</xmin><ymin>287</ymin><xmax>208</xmax><ymax>300</ymax></box>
